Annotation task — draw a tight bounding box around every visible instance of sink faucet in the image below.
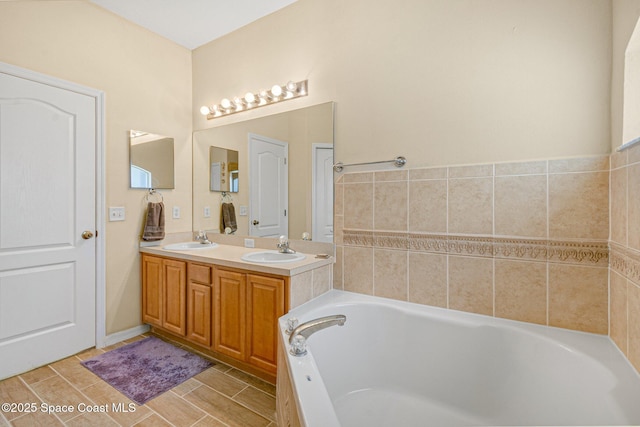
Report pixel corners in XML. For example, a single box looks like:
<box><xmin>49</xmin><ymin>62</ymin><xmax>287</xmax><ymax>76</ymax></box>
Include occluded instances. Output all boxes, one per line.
<box><xmin>196</xmin><ymin>230</ymin><xmax>211</xmax><ymax>244</ymax></box>
<box><xmin>277</xmin><ymin>235</ymin><xmax>296</xmax><ymax>254</ymax></box>
<box><xmin>288</xmin><ymin>315</ymin><xmax>347</xmax><ymax>356</ymax></box>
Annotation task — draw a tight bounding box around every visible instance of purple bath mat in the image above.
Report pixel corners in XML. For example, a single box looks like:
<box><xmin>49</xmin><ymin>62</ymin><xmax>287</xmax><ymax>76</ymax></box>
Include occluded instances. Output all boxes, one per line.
<box><xmin>81</xmin><ymin>336</ymin><xmax>212</xmax><ymax>405</ymax></box>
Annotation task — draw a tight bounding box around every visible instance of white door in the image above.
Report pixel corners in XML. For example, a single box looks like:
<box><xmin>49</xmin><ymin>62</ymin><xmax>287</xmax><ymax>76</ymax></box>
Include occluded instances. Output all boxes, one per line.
<box><xmin>312</xmin><ymin>144</ymin><xmax>334</xmax><ymax>243</ymax></box>
<box><xmin>248</xmin><ymin>134</ymin><xmax>288</xmax><ymax>238</ymax></box>
<box><xmin>0</xmin><ymin>67</ymin><xmax>96</xmax><ymax>379</ymax></box>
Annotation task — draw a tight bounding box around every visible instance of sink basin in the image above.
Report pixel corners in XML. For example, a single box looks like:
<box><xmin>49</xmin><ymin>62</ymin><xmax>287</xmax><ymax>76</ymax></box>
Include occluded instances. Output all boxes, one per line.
<box><xmin>241</xmin><ymin>251</ymin><xmax>305</xmax><ymax>263</ymax></box>
<box><xmin>163</xmin><ymin>242</ymin><xmax>217</xmax><ymax>250</ymax></box>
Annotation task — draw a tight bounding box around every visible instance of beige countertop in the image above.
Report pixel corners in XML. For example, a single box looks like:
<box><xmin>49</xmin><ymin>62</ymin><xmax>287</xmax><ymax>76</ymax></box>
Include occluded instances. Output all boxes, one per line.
<box><xmin>139</xmin><ymin>242</ymin><xmax>333</xmax><ymax>277</ymax></box>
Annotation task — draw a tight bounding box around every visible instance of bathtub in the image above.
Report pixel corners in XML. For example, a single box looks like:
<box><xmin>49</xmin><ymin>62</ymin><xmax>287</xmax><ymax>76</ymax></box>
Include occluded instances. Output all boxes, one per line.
<box><xmin>277</xmin><ymin>290</ymin><xmax>640</xmax><ymax>427</ymax></box>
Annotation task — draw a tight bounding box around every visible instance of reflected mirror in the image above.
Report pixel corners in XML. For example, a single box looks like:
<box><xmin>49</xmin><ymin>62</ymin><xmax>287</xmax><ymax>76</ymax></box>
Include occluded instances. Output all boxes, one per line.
<box><xmin>210</xmin><ymin>146</ymin><xmax>239</xmax><ymax>192</ymax></box>
<box><xmin>193</xmin><ymin>102</ymin><xmax>334</xmax><ymax>242</ymax></box>
<box><xmin>130</xmin><ymin>130</ymin><xmax>175</xmax><ymax>189</ymax></box>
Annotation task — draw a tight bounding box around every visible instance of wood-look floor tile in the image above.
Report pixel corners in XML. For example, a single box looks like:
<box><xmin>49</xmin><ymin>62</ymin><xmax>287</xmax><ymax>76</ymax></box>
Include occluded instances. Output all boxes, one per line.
<box><xmin>81</xmin><ymin>381</ymin><xmax>149</xmax><ymax>426</ymax></box>
<box><xmin>30</xmin><ymin>375</ymin><xmax>90</xmax><ymax>422</ymax></box>
<box><xmin>145</xmin><ymin>391</ymin><xmax>206</xmax><ymax>426</ymax></box>
<box><xmin>169</xmin><ymin>378</ymin><xmax>201</xmax><ymax>397</ymax></box>
<box><xmin>19</xmin><ymin>366</ymin><xmax>57</xmax><ymax>385</ymax></box>
<box><xmin>0</xmin><ymin>377</ymin><xmax>42</xmax><ymax>421</ymax></box>
<box><xmin>65</xmin><ymin>411</ymin><xmax>119</xmax><ymax>427</ymax></box>
<box><xmin>132</xmin><ymin>413</ymin><xmax>173</xmax><ymax>426</ymax></box>
<box><xmin>184</xmin><ymin>385</ymin><xmax>270</xmax><ymax>427</ymax></box>
<box><xmin>191</xmin><ymin>415</ymin><xmax>229</xmax><ymax>427</ymax></box>
<box><xmin>225</xmin><ymin>369</ymin><xmax>276</xmax><ymax>396</ymax></box>
<box><xmin>194</xmin><ymin>368</ymin><xmax>247</xmax><ymax>397</ymax></box>
<box><xmin>74</xmin><ymin>348</ymin><xmax>105</xmax><ymax>361</ymax></box>
<box><xmin>10</xmin><ymin>410</ymin><xmax>64</xmax><ymax>426</ymax></box>
<box><xmin>233</xmin><ymin>387</ymin><xmax>276</xmax><ymax>421</ymax></box>
<box><xmin>50</xmin><ymin>358</ymin><xmax>101</xmax><ymax>390</ymax></box>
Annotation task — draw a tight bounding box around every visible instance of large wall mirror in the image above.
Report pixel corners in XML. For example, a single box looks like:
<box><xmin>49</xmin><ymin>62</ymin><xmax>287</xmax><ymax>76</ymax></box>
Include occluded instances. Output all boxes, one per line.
<box><xmin>129</xmin><ymin>130</ymin><xmax>175</xmax><ymax>189</ymax></box>
<box><xmin>193</xmin><ymin>102</ymin><xmax>334</xmax><ymax>242</ymax></box>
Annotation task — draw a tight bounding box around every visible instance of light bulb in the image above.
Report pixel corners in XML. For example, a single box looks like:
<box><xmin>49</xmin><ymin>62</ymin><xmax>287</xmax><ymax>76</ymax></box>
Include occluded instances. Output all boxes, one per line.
<box><xmin>285</xmin><ymin>81</ymin><xmax>297</xmax><ymax>92</ymax></box>
<box><xmin>244</xmin><ymin>92</ymin><xmax>256</xmax><ymax>104</ymax></box>
<box><xmin>199</xmin><ymin>106</ymin><xmax>211</xmax><ymax>116</ymax></box>
<box><xmin>271</xmin><ymin>84</ymin><xmax>283</xmax><ymax>98</ymax></box>
<box><xmin>220</xmin><ymin>98</ymin><xmax>232</xmax><ymax>110</ymax></box>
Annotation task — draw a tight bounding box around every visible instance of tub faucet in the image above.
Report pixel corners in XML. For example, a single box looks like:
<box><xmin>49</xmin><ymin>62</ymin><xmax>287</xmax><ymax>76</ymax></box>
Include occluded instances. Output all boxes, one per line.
<box><xmin>277</xmin><ymin>235</ymin><xmax>296</xmax><ymax>254</ymax></box>
<box><xmin>288</xmin><ymin>315</ymin><xmax>347</xmax><ymax>356</ymax></box>
<box><xmin>196</xmin><ymin>230</ymin><xmax>211</xmax><ymax>244</ymax></box>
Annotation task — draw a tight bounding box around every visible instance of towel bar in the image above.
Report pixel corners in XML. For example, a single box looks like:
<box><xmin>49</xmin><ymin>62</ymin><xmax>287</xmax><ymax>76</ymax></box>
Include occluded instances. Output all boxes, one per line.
<box><xmin>333</xmin><ymin>156</ymin><xmax>406</xmax><ymax>172</ymax></box>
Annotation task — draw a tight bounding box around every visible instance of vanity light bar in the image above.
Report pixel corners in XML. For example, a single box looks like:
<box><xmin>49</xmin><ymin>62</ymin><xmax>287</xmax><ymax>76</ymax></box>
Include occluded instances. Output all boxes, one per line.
<box><xmin>200</xmin><ymin>80</ymin><xmax>308</xmax><ymax>120</ymax></box>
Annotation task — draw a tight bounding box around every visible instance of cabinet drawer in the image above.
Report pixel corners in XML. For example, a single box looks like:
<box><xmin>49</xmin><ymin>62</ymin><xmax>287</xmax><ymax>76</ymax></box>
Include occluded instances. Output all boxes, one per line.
<box><xmin>189</xmin><ymin>263</ymin><xmax>212</xmax><ymax>285</ymax></box>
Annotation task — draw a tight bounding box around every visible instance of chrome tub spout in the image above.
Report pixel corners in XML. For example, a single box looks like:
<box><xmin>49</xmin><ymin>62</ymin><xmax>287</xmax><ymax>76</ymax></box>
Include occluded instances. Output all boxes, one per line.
<box><xmin>288</xmin><ymin>315</ymin><xmax>346</xmax><ymax>356</ymax></box>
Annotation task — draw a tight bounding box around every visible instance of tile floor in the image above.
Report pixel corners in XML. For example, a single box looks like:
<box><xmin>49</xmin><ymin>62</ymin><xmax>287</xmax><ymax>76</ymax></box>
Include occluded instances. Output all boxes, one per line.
<box><xmin>0</xmin><ymin>335</ymin><xmax>277</xmax><ymax>427</ymax></box>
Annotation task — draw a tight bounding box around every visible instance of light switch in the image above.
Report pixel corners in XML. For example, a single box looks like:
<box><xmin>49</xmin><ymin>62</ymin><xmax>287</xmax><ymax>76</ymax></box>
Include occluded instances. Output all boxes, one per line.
<box><xmin>109</xmin><ymin>207</ymin><xmax>125</xmax><ymax>222</ymax></box>
<box><xmin>239</xmin><ymin>206</ymin><xmax>248</xmax><ymax>216</ymax></box>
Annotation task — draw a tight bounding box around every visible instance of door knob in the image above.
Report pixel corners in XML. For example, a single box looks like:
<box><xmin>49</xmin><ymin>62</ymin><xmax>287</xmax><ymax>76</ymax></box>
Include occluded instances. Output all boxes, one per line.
<box><xmin>82</xmin><ymin>230</ymin><xmax>94</xmax><ymax>240</ymax></box>
<box><xmin>252</xmin><ymin>220</ymin><xmax>260</xmax><ymax>225</ymax></box>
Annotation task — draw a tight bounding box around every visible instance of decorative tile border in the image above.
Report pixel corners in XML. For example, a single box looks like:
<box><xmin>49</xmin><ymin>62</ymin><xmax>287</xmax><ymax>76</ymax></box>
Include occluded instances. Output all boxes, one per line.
<box><xmin>343</xmin><ymin>229</ymin><xmax>609</xmax><ymax>266</ymax></box>
<box><xmin>610</xmin><ymin>242</ymin><xmax>640</xmax><ymax>285</ymax></box>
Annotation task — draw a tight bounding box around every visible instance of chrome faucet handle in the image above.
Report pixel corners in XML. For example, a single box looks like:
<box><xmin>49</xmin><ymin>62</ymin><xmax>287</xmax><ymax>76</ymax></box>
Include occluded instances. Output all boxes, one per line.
<box><xmin>286</xmin><ymin>317</ymin><xmax>299</xmax><ymax>334</ymax></box>
<box><xmin>196</xmin><ymin>230</ymin><xmax>210</xmax><ymax>244</ymax></box>
<box><xmin>289</xmin><ymin>334</ymin><xmax>307</xmax><ymax>356</ymax></box>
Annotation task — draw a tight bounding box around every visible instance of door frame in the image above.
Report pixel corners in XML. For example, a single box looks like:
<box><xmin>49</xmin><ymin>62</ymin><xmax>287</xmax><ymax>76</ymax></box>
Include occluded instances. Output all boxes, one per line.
<box><xmin>312</xmin><ymin>143</ymin><xmax>334</xmax><ymax>242</ymax></box>
<box><xmin>0</xmin><ymin>61</ymin><xmax>107</xmax><ymax>348</ymax></box>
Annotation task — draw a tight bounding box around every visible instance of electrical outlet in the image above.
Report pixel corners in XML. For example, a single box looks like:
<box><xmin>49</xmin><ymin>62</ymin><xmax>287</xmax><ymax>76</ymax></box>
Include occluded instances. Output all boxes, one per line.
<box><xmin>172</xmin><ymin>206</ymin><xmax>180</xmax><ymax>219</ymax></box>
<box><xmin>204</xmin><ymin>206</ymin><xmax>211</xmax><ymax>218</ymax></box>
<box><xmin>244</xmin><ymin>238</ymin><xmax>255</xmax><ymax>248</ymax></box>
<box><xmin>109</xmin><ymin>207</ymin><xmax>125</xmax><ymax>222</ymax></box>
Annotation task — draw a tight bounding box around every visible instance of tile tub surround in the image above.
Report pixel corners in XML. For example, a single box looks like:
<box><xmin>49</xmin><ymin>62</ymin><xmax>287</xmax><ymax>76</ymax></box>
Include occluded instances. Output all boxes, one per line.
<box><xmin>334</xmin><ymin>155</ymin><xmax>611</xmax><ymax>336</ymax></box>
<box><xmin>609</xmin><ymin>143</ymin><xmax>640</xmax><ymax>374</ymax></box>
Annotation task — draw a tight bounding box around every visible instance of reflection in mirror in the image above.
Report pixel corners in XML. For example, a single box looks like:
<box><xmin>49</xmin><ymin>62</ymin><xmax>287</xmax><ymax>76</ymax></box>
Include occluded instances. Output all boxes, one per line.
<box><xmin>210</xmin><ymin>146</ymin><xmax>239</xmax><ymax>192</ymax></box>
<box><xmin>129</xmin><ymin>130</ymin><xmax>175</xmax><ymax>189</ymax></box>
<box><xmin>193</xmin><ymin>102</ymin><xmax>334</xmax><ymax>242</ymax></box>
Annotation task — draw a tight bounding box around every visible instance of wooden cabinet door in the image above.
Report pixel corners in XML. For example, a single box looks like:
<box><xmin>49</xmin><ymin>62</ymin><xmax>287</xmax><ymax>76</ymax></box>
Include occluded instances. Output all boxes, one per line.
<box><xmin>141</xmin><ymin>255</ymin><xmax>163</xmax><ymax>327</ymax></box>
<box><xmin>187</xmin><ymin>263</ymin><xmax>212</xmax><ymax>347</ymax></box>
<box><xmin>214</xmin><ymin>269</ymin><xmax>246</xmax><ymax>360</ymax></box>
<box><xmin>162</xmin><ymin>258</ymin><xmax>186</xmax><ymax>336</ymax></box>
<box><xmin>246</xmin><ymin>274</ymin><xmax>285</xmax><ymax>374</ymax></box>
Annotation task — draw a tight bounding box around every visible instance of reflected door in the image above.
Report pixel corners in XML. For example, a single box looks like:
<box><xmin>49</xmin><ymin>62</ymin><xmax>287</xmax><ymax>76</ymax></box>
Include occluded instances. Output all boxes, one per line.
<box><xmin>313</xmin><ymin>144</ymin><xmax>334</xmax><ymax>243</ymax></box>
<box><xmin>0</xmin><ymin>66</ymin><xmax>96</xmax><ymax>379</ymax></box>
<box><xmin>248</xmin><ymin>134</ymin><xmax>288</xmax><ymax>238</ymax></box>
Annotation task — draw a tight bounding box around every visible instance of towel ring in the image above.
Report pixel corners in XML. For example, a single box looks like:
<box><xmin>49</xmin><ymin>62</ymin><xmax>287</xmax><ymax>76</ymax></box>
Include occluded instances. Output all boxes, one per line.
<box><xmin>146</xmin><ymin>188</ymin><xmax>163</xmax><ymax>202</ymax></box>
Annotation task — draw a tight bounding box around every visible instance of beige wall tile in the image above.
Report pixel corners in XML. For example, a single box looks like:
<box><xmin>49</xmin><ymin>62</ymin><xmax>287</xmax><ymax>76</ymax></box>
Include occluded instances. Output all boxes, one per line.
<box><xmin>343</xmin><ymin>246</ymin><xmax>373</xmax><ymax>295</ymax></box>
<box><xmin>628</xmin><ymin>164</ymin><xmax>640</xmax><ymax>251</ymax></box>
<box><xmin>343</xmin><ymin>172</ymin><xmax>373</xmax><ymax>183</ymax></box>
<box><xmin>610</xmin><ymin>167</ymin><xmax>628</xmax><ymax>246</ymax></box>
<box><xmin>374</xmin><ymin>181</ymin><xmax>408</xmax><ymax>231</ymax></box>
<box><xmin>549</xmin><ymin>172</ymin><xmax>609</xmax><ymax>240</ymax></box>
<box><xmin>408</xmin><ymin>252</ymin><xmax>447</xmax><ymax>308</ymax></box>
<box><xmin>495</xmin><ymin>160</ymin><xmax>547</xmax><ymax>176</ymax></box>
<box><xmin>549</xmin><ymin>264</ymin><xmax>608</xmax><ymax>334</ymax></box>
<box><xmin>495</xmin><ymin>260</ymin><xmax>547</xmax><ymax>325</ymax></box>
<box><xmin>312</xmin><ymin>265</ymin><xmax>332</xmax><ymax>297</ymax></box>
<box><xmin>629</xmin><ymin>282</ymin><xmax>640</xmax><ymax>373</ymax></box>
<box><xmin>334</xmin><ymin>214</ymin><xmax>344</xmax><ymax>245</ymax></box>
<box><xmin>448</xmin><ymin>256</ymin><xmax>493</xmax><ymax>316</ymax></box>
<box><xmin>334</xmin><ymin>182</ymin><xmax>344</xmax><ymax>216</ymax></box>
<box><xmin>448</xmin><ymin>177</ymin><xmax>493</xmax><ymax>235</ymax></box>
<box><xmin>495</xmin><ymin>175</ymin><xmax>547</xmax><ymax>238</ymax></box>
<box><xmin>375</xmin><ymin>170</ymin><xmax>407</xmax><ymax>181</ymax></box>
<box><xmin>344</xmin><ymin>182</ymin><xmax>373</xmax><ymax>229</ymax></box>
<box><xmin>374</xmin><ymin>249</ymin><xmax>407</xmax><ymax>301</ymax></box>
<box><xmin>409</xmin><ymin>180</ymin><xmax>447</xmax><ymax>233</ymax></box>
<box><xmin>610</xmin><ymin>271</ymin><xmax>628</xmax><ymax>356</ymax></box>
<box><xmin>333</xmin><ymin>246</ymin><xmax>343</xmax><ymax>290</ymax></box>
<box><xmin>409</xmin><ymin>167</ymin><xmax>447</xmax><ymax>180</ymax></box>
<box><xmin>289</xmin><ymin>271</ymin><xmax>313</xmax><ymax>309</ymax></box>
<box><xmin>629</xmin><ymin>143</ymin><xmax>640</xmax><ymax>165</ymax></box>
<box><xmin>549</xmin><ymin>155</ymin><xmax>609</xmax><ymax>173</ymax></box>
<box><xmin>610</xmin><ymin>150</ymin><xmax>628</xmax><ymax>170</ymax></box>
<box><xmin>449</xmin><ymin>164</ymin><xmax>493</xmax><ymax>178</ymax></box>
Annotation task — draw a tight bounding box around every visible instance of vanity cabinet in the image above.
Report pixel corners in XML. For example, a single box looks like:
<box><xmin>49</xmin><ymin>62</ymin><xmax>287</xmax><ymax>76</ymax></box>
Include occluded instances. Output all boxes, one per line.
<box><xmin>141</xmin><ymin>253</ymin><xmax>290</xmax><ymax>381</ymax></box>
<box><xmin>141</xmin><ymin>255</ymin><xmax>186</xmax><ymax>336</ymax></box>
<box><xmin>214</xmin><ymin>268</ymin><xmax>286</xmax><ymax>375</ymax></box>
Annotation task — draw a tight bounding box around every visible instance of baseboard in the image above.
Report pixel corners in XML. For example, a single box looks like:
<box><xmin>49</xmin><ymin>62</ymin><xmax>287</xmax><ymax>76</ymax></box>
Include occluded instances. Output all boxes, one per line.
<box><xmin>99</xmin><ymin>324</ymin><xmax>151</xmax><ymax>348</ymax></box>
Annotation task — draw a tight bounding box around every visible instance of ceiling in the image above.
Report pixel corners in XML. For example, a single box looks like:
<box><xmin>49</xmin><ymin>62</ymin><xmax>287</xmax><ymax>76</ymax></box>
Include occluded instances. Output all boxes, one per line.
<box><xmin>89</xmin><ymin>0</ymin><xmax>298</xmax><ymax>50</ymax></box>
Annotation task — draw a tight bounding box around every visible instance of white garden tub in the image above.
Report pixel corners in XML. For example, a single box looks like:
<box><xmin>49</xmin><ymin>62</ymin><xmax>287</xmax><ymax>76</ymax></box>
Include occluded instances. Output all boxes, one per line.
<box><xmin>278</xmin><ymin>290</ymin><xmax>640</xmax><ymax>427</ymax></box>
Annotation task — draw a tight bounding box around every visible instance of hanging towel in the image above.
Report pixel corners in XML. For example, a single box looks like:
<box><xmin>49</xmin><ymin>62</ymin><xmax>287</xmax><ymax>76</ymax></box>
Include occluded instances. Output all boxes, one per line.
<box><xmin>142</xmin><ymin>202</ymin><xmax>165</xmax><ymax>241</ymax></box>
<box><xmin>220</xmin><ymin>202</ymin><xmax>237</xmax><ymax>234</ymax></box>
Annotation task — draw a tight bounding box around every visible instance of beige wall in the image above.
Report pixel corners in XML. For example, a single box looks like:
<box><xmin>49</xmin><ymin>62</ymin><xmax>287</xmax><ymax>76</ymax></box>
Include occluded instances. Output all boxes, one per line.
<box><xmin>0</xmin><ymin>1</ymin><xmax>193</xmax><ymax>335</ymax></box>
<box><xmin>194</xmin><ymin>0</ymin><xmax>612</xmax><ymax>168</ymax></box>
